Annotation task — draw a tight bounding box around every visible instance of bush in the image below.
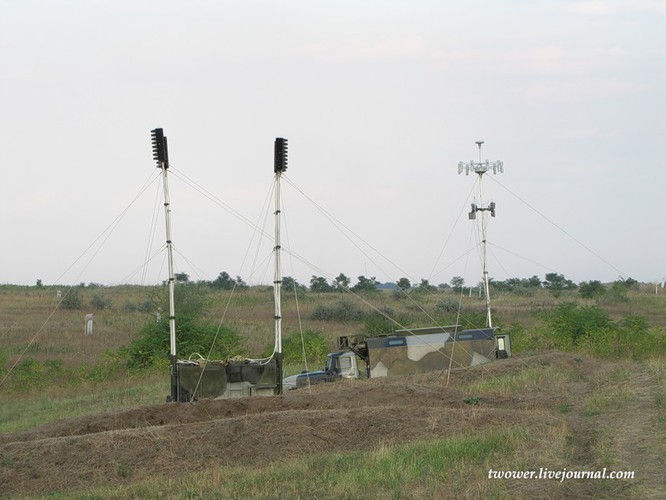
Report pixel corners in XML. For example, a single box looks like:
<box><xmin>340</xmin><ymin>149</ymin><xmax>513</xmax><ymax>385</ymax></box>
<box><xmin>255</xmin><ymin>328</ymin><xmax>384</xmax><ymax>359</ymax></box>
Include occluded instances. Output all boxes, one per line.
<box><xmin>122</xmin><ymin>316</ymin><xmax>244</xmax><ymax>369</ymax></box>
<box><xmin>279</xmin><ymin>330</ymin><xmax>329</xmax><ymax>365</ymax></box>
<box><xmin>91</xmin><ymin>293</ymin><xmax>113</xmax><ymax>310</ymax></box>
<box><xmin>362</xmin><ymin>307</ymin><xmax>410</xmax><ymax>335</ymax></box>
<box><xmin>579</xmin><ymin>280</ymin><xmax>606</xmax><ymax>299</ymax></box>
<box><xmin>120</xmin><ymin>285</ymin><xmax>243</xmax><ymax>368</ymax></box>
<box><xmin>546</xmin><ymin>302</ymin><xmax>612</xmax><ymax>346</ymax></box>
<box><xmin>436</xmin><ymin>298</ymin><xmax>460</xmax><ymax>314</ymax></box>
<box><xmin>60</xmin><ymin>287</ymin><xmax>83</xmax><ymax>310</ymax></box>
<box><xmin>310</xmin><ymin>300</ymin><xmax>366</xmax><ymax>322</ymax></box>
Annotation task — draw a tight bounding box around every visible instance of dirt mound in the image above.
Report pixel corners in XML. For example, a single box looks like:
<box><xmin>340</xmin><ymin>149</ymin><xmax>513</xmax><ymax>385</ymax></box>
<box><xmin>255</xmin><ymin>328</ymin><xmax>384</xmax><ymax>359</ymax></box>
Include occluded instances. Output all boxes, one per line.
<box><xmin>1</xmin><ymin>351</ymin><xmax>661</xmax><ymax>497</ymax></box>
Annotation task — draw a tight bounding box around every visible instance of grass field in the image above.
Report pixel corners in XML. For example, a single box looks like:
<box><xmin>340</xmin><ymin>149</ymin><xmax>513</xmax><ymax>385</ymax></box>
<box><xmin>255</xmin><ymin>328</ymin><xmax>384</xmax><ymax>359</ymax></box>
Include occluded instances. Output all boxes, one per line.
<box><xmin>0</xmin><ymin>284</ymin><xmax>664</xmax><ymax>498</ymax></box>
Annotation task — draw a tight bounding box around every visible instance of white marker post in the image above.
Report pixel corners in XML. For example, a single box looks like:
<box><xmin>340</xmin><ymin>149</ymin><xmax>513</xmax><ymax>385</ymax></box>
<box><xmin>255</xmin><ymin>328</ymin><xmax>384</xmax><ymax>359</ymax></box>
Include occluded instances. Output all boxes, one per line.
<box><xmin>85</xmin><ymin>314</ymin><xmax>93</xmax><ymax>335</ymax></box>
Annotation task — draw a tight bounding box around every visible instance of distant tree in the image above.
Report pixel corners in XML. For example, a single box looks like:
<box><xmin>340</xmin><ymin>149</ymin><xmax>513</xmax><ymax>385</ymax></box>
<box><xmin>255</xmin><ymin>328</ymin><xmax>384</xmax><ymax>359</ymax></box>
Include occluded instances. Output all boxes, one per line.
<box><xmin>310</xmin><ymin>275</ymin><xmax>333</xmax><ymax>293</ymax></box>
<box><xmin>543</xmin><ymin>273</ymin><xmax>577</xmax><ymax>296</ymax></box>
<box><xmin>450</xmin><ymin>276</ymin><xmax>465</xmax><ymax>292</ymax></box>
<box><xmin>175</xmin><ymin>272</ymin><xmax>190</xmax><ymax>283</ymax></box>
<box><xmin>415</xmin><ymin>279</ymin><xmax>436</xmax><ymax>293</ymax></box>
<box><xmin>352</xmin><ymin>275</ymin><xmax>378</xmax><ymax>293</ymax></box>
<box><xmin>332</xmin><ymin>273</ymin><xmax>351</xmax><ymax>291</ymax></box>
<box><xmin>526</xmin><ymin>275</ymin><xmax>542</xmax><ymax>288</ymax></box>
<box><xmin>615</xmin><ymin>276</ymin><xmax>639</xmax><ymax>290</ymax></box>
<box><xmin>396</xmin><ymin>278</ymin><xmax>411</xmax><ymax>291</ymax></box>
<box><xmin>579</xmin><ymin>280</ymin><xmax>606</xmax><ymax>299</ymax></box>
<box><xmin>234</xmin><ymin>275</ymin><xmax>248</xmax><ymax>289</ymax></box>
<box><xmin>211</xmin><ymin>272</ymin><xmax>236</xmax><ymax>290</ymax></box>
<box><xmin>35</xmin><ymin>279</ymin><xmax>43</xmax><ymax>288</ymax></box>
<box><xmin>282</xmin><ymin>276</ymin><xmax>306</xmax><ymax>293</ymax></box>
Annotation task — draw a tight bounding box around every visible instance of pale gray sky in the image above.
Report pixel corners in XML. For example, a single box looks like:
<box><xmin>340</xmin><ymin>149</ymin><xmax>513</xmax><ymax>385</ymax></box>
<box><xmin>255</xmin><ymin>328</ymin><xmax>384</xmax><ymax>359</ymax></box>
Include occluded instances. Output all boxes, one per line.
<box><xmin>1</xmin><ymin>0</ymin><xmax>664</xmax><ymax>287</ymax></box>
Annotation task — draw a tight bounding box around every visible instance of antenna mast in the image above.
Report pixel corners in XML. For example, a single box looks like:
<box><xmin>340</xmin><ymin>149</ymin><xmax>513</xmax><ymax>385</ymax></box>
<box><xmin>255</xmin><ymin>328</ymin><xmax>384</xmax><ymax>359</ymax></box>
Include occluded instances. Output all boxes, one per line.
<box><xmin>273</xmin><ymin>137</ymin><xmax>288</xmax><ymax>395</ymax></box>
<box><xmin>151</xmin><ymin>128</ymin><xmax>179</xmax><ymax>402</ymax></box>
<box><xmin>458</xmin><ymin>141</ymin><xmax>504</xmax><ymax>328</ymax></box>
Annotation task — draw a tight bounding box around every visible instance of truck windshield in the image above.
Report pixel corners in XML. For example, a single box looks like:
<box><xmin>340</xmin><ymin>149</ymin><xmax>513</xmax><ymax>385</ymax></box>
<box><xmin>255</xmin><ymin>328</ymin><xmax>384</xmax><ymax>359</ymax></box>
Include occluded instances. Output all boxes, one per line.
<box><xmin>325</xmin><ymin>355</ymin><xmax>339</xmax><ymax>372</ymax></box>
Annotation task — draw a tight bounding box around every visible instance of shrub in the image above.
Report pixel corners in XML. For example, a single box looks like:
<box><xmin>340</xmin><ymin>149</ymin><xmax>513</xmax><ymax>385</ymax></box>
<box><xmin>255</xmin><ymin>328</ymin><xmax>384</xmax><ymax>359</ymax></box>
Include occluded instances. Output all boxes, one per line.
<box><xmin>120</xmin><ymin>285</ymin><xmax>242</xmax><ymax>368</ymax></box>
<box><xmin>546</xmin><ymin>302</ymin><xmax>612</xmax><ymax>346</ymax></box>
<box><xmin>91</xmin><ymin>293</ymin><xmax>113</xmax><ymax>310</ymax></box>
<box><xmin>310</xmin><ymin>300</ymin><xmax>366</xmax><ymax>322</ymax></box>
<box><xmin>0</xmin><ymin>348</ymin><xmax>6</xmax><ymax>375</ymax></box>
<box><xmin>60</xmin><ymin>287</ymin><xmax>83</xmax><ymax>310</ymax></box>
<box><xmin>279</xmin><ymin>330</ymin><xmax>329</xmax><ymax>365</ymax></box>
<box><xmin>122</xmin><ymin>316</ymin><xmax>244</xmax><ymax>368</ymax></box>
<box><xmin>436</xmin><ymin>298</ymin><xmax>460</xmax><ymax>314</ymax></box>
<box><xmin>579</xmin><ymin>281</ymin><xmax>606</xmax><ymax>299</ymax></box>
<box><xmin>362</xmin><ymin>307</ymin><xmax>410</xmax><ymax>335</ymax></box>
<box><xmin>9</xmin><ymin>358</ymin><xmax>47</xmax><ymax>391</ymax></box>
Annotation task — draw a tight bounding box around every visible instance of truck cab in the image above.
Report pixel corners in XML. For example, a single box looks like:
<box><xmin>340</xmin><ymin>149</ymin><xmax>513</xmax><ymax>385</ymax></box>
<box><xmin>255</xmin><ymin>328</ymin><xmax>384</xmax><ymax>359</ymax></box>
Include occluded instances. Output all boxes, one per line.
<box><xmin>282</xmin><ymin>351</ymin><xmax>359</xmax><ymax>390</ymax></box>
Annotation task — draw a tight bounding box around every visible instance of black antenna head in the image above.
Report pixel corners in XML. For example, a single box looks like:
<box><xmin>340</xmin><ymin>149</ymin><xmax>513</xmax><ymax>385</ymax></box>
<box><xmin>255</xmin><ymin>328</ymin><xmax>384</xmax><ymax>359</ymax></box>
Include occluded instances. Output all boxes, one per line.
<box><xmin>274</xmin><ymin>137</ymin><xmax>288</xmax><ymax>173</ymax></box>
<box><xmin>151</xmin><ymin>128</ymin><xmax>168</xmax><ymax>167</ymax></box>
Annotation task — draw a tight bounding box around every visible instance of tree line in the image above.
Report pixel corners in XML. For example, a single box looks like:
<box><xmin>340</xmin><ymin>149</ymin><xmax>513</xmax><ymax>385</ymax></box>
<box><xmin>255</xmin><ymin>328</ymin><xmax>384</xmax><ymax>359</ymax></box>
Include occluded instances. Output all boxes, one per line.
<box><xmin>171</xmin><ymin>271</ymin><xmax>640</xmax><ymax>298</ymax></box>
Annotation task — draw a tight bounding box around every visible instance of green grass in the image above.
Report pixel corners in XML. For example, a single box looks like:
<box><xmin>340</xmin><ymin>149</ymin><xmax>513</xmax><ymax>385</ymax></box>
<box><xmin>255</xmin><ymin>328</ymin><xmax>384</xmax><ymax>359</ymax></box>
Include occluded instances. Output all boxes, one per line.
<box><xmin>460</xmin><ymin>366</ymin><xmax>565</xmax><ymax>397</ymax></box>
<box><xmin>0</xmin><ymin>371</ymin><xmax>167</xmax><ymax>433</ymax></box>
<box><xmin>65</xmin><ymin>427</ymin><xmax>527</xmax><ymax>499</ymax></box>
<box><xmin>582</xmin><ymin>387</ymin><xmax>636</xmax><ymax>417</ymax></box>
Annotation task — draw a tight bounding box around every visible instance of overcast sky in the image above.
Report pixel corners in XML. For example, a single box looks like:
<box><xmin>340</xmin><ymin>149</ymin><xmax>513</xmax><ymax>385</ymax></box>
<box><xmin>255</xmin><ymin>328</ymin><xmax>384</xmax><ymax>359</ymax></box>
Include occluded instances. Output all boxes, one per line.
<box><xmin>1</xmin><ymin>0</ymin><xmax>664</xmax><ymax>288</ymax></box>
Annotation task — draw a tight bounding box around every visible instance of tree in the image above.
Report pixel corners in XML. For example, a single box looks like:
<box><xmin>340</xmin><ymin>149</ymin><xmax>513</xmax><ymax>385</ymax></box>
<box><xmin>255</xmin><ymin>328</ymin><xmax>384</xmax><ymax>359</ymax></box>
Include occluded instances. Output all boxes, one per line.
<box><xmin>352</xmin><ymin>275</ymin><xmax>378</xmax><ymax>293</ymax></box>
<box><xmin>543</xmin><ymin>273</ymin><xmax>577</xmax><ymax>296</ymax></box>
<box><xmin>615</xmin><ymin>276</ymin><xmax>639</xmax><ymax>290</ymax></box>
<box><xmin>450</xmin><ymin>276</ymin><xmax>465</xmax><ymax>292</ymax></box>
<box><xmin>175</xmin><ymin>272</ymin><xmax>190</xmax><ymax>283</ymax></box>
<box><xmin>526</xmin><ymin>275</ymin><xmax>542</xmax><ymax>288</ymax></box>
<box><xmin>310</xmin><ymin>276</ymin><xmax>333</xmax><ymax>293</ymax></box>
<box><xmin>579</xmin><ymin>280</ymin><xmax>606</xmax><ymax>298</ymax></box>
<box><xmin>332</xmin><ymin>273</ymin><xmax>350</xmax><ymax>291</ymax></box>
<box><xmin>211</xmin><ymin>272</ymin><xmax>237</xmax><ymax>290</ymax></box>
<box><xmin>415</xmin><ymin>279</ymin><xmax>436</xmax><ymax>293</ymax></box>
<box><xmin>282</xmin><ymin>276</ymin><xmax>307</xmax><ymax>293</ymax></box>
<box><xmin>396</xmin><ymin>278</ymin><xmax>411</xmax><ymax>291</ymax></box>
<box><xmin>234</xmin><ymin>275</ymin><xmax>248</xmax><ymax>289</ymax></box>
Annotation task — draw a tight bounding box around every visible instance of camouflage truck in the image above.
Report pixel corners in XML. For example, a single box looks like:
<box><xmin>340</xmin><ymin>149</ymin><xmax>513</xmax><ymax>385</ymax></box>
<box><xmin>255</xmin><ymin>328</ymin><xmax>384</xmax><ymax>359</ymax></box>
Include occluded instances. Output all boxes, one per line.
<box><xmin>282</xmin><ymin>326</ymin><xmax>511</xmax><ymax>389</ymax></box>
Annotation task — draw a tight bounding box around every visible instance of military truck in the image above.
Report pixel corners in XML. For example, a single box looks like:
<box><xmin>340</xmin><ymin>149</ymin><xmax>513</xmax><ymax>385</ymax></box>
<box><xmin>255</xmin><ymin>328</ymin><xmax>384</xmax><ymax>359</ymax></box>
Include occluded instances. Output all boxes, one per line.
<box><xmin>282</xmin><ymin>326</ymin><xmax>511</xmax><ymax>390</ymax></box>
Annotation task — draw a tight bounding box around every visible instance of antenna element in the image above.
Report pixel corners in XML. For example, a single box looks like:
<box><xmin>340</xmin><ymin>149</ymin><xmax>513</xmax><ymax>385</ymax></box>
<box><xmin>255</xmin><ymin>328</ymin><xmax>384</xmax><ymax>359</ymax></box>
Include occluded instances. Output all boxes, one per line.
<box><xmin>151</xmin><ymin>128</ymin><xmax>169</xmax><ymax>168</ymax></box>
<box><xmin>274</xmin><ymin>137</ymin><xmax>288</xmax><ymax>173</ymax></box>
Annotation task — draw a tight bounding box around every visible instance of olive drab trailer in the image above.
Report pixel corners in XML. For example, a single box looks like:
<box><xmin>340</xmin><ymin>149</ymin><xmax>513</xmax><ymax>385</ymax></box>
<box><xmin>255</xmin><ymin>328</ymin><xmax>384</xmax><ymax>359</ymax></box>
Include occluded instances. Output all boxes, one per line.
<box><xmin>283</xmin><ymin>326</ymin><xmax>511</xmax><ymax>389</ymax></box>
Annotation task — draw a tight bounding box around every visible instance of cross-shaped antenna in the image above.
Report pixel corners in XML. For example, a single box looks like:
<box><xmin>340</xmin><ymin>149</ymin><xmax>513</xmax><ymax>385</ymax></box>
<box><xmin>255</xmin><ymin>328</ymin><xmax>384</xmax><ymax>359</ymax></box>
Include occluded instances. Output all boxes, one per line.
<box><xmin>458</xmin><ymin>140</ymin><xmax>503</xmax><ymax>176</ymax></box>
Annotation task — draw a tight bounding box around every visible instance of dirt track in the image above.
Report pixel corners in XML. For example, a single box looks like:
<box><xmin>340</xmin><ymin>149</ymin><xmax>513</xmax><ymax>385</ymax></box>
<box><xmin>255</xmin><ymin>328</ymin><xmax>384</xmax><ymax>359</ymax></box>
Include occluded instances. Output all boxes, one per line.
<box><xmin>1</xmin><ymin>352</ymin><xmax>663</xmax><ymax>498</ymax></box>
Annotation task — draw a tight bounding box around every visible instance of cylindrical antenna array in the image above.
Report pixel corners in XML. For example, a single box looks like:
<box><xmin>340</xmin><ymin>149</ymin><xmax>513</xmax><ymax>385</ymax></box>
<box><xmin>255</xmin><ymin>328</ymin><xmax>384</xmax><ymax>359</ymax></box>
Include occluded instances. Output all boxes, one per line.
<box><xmin>273</xmin><ymin>137</ymin><xmax>288</xmax><ymax>394</ymax></box>
<box><xmin>152</xmin><ymin>128</ymin><xmax>178</xmax><ymax>401</ymax></box>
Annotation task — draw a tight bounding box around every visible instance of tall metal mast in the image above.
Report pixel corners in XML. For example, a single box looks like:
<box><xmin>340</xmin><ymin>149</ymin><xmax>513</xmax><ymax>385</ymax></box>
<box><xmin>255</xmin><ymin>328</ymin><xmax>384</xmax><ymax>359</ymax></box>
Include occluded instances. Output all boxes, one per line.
<box><xmin>458</xmin><ymin>141</ymin><xmax>503</xmax><ymax>328</ymax></box>
<box><xmin>273</xmin><ymin>137</ymin><xmax>288</xmax><ymax>395</ymax></box>
<box><xmin>151</xmin><ymin>128</ymin><xmax>179</xmax><ymax>402</ymax></box>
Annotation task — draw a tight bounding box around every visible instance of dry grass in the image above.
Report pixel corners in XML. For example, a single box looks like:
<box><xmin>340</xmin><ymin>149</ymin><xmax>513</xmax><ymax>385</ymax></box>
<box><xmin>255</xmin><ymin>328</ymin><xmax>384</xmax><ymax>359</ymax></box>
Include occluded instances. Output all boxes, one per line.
<box><xmin>1</xmin><ymin>285</ymin><xmax>665</xmax><ymax>497</ymax></box>
<box><xmin>0</xmin><ymin>351</ymin><xmax>664</xmax><ymax>498</ymax></box>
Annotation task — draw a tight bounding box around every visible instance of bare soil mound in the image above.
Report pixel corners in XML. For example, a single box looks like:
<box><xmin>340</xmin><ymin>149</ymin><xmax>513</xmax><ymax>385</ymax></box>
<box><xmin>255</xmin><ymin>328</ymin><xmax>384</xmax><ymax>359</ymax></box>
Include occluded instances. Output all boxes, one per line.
<box><xmin>0</xmin><ymin>351</ymin><xmax>662</xmax><ymax>497</ymax></box>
